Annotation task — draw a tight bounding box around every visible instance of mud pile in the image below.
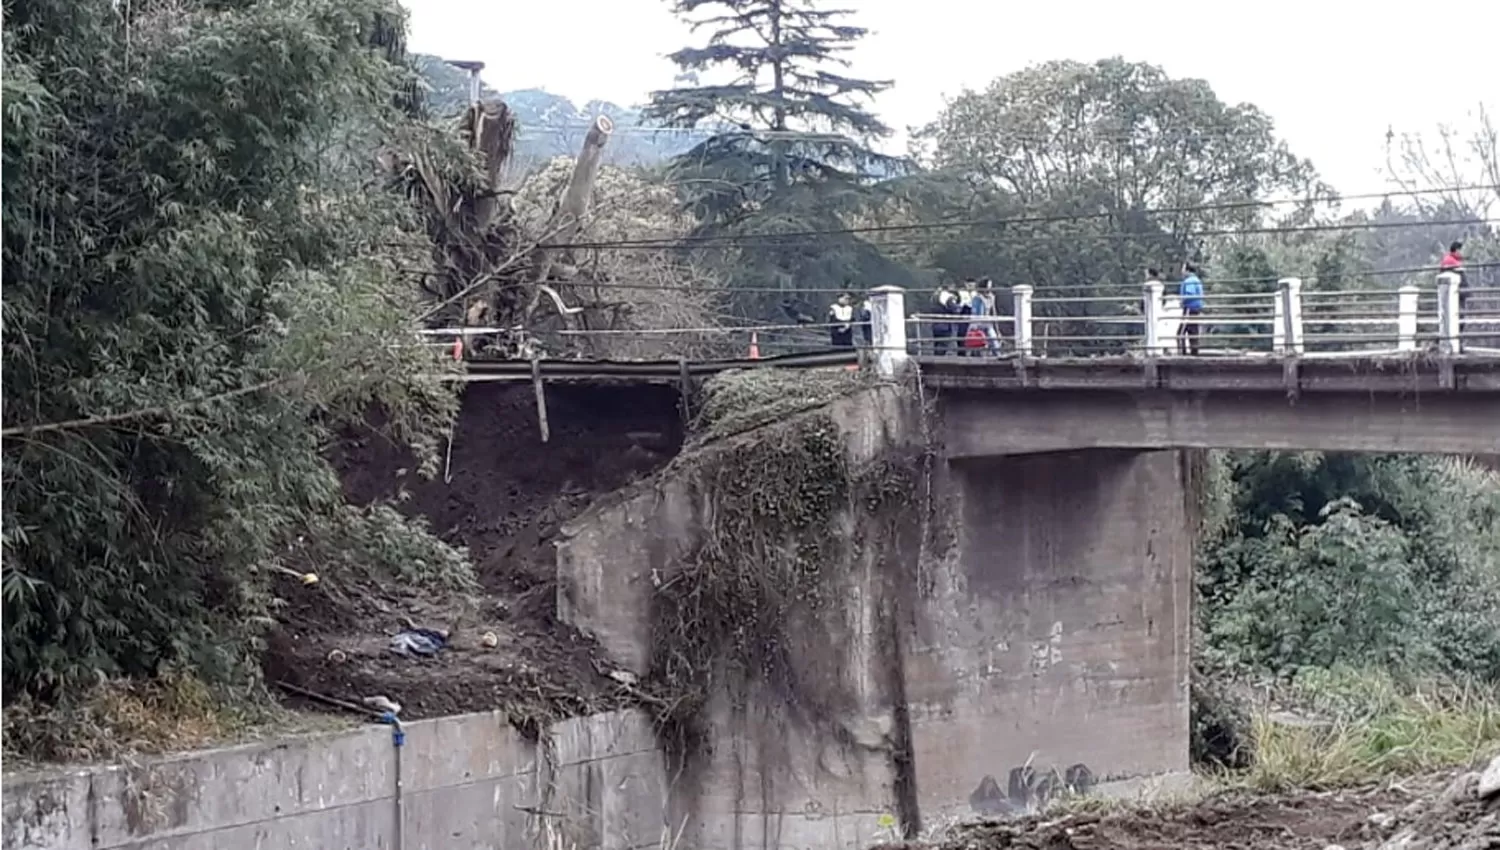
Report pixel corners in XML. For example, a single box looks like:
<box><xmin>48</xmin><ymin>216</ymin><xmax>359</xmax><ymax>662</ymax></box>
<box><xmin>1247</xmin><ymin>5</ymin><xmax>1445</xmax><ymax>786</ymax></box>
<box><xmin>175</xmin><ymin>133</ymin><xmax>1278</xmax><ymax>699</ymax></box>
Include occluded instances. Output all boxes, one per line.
<box><xmin>264</xmin><ymin>382</ymin><xmax>684</xmax><ymax>722</ymax></box>
<box><xmin>878</xmin><ymin>759</ymin><xmax>1500</xmax><ymax>850</ymax></box>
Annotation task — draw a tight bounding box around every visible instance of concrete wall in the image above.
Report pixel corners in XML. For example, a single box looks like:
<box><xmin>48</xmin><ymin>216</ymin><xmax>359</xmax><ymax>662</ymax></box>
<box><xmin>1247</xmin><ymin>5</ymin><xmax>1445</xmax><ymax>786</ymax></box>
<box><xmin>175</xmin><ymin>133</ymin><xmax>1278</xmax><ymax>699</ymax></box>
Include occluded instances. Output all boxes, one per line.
<box><xmin>557</xmin><ymin>388</ymin><xmax>1194</xmax><ymax>846</ymax></box>
<box><xmin>2</xmin><ymin>709</ymin><xmax>665</xmax><ymax>850</ymax></box>
<box><xmin>903</xmin><ymin>449</ymin><xmax>1192</xmax><ymax>825</ymax></box>
<box><xmin>556</xmin><ymin>387</ymin><xmax>919</xmax><ymax>850</ymax></box>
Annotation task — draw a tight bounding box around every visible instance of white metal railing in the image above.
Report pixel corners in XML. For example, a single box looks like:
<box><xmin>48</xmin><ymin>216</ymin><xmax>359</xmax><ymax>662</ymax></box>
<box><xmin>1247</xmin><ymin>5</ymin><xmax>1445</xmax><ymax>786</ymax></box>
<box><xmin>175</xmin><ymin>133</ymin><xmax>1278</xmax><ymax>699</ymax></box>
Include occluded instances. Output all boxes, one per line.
<box><xmin>410</xmin><ymin>273</ymin><xmax>1500</xmax><ymax>371</ymax></box>
<box><xmin>875</xmin><ymin>271</ymin><xmax>1500</xmax><ymax>374</ymax></box>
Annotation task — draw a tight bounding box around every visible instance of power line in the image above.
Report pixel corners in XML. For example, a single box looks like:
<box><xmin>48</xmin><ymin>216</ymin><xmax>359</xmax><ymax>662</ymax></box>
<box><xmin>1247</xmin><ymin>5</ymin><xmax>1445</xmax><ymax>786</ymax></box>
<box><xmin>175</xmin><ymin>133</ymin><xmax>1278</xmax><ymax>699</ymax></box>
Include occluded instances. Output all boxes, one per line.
<box><xmin>536</xmin><ymin>185</ymin><xmax>1498</xmax><ymax>249</ymax></box>
<box><xmin>402</xmin><ymin>261</ymin><xmax>1500</xmax><ymax>298</ymax></box>
<box><xmin>545</xmin><ymin>212</ymin><xmax>1500</xmax><ymax>252</ymax></box>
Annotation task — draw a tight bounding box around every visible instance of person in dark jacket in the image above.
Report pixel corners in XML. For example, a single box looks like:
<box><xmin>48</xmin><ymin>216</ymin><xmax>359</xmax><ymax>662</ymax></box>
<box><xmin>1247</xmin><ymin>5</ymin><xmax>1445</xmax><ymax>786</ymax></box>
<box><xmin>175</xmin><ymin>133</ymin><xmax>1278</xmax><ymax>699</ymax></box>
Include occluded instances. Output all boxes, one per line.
<box><xmin>858</xmin><ymin>296</ymin><xmax>874</xmax><ymax>346</ymax></box>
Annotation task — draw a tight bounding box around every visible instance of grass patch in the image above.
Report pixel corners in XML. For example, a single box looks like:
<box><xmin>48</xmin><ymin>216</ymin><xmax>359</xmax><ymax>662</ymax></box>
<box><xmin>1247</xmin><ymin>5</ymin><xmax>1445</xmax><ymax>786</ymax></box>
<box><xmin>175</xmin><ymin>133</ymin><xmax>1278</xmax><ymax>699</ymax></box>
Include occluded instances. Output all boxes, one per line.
<box><xmin>2</xmin><ymin>668</ymin><xmax>352</xmax><ymax>767</ymax></box>
<box><xmin>1237</xmin><ymin>667</ymin><xmax>1500</xmax><ymax>792</ymax></box>
<box><xmin>692</xmin><ymin>367</ymin><xmax>872</xmax><ymax>441</ymax></box>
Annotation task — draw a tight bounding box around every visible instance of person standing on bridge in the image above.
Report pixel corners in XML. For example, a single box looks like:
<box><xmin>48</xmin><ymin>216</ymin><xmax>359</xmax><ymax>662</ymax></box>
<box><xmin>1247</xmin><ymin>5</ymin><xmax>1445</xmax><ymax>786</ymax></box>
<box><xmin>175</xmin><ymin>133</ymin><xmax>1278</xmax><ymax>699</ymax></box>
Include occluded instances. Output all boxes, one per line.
<box><xmin>931</xmin><ymin>283</ymin><xmax>960</xmax><ymax>354</ymax></box>
<box><xmin>1441</xmin><ymin>241</ymin><xmax>1469</xmax><ymax>313</ymax></box>
<box><xmin>1177</xmin><ymin>263</ymin><xmax>1205</xmax><ymax>355</ymax></box>
<box><xmin>828</xmin><ymin>292</ymin><xmax>856</xmax><ymax>348</ymax></box>
<box><xmin>971</xmin><ymin>278</ymin><xmax>1001</xmax><ymax>354</ymax></box>
<box><xmin>858</xmin><ymin>295</ymin><xmax>874</xmax><ymax>347</ymax></box>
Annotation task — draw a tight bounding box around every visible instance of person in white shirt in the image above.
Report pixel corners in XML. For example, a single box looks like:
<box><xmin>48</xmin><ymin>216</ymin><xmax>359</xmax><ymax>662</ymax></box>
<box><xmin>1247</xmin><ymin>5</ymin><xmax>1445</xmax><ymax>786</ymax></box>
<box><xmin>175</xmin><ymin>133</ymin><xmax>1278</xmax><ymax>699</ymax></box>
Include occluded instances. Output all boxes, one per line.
<box><xmin>828</xmin><ymin>292</ymin><xmax>856</xmax><ymax>348</ymax></box>
<box><xmin>931</xmin><ymin>283</ymin><xmax>960</xmax><ymax>354</ymax></box>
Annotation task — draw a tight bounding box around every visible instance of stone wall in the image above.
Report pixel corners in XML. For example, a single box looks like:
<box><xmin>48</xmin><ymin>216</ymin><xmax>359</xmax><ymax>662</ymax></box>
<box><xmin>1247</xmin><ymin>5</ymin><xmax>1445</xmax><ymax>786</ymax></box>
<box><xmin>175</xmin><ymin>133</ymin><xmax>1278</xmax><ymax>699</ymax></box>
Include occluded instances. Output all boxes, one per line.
<box><xmin>2</xmin><ymin>709</ymin><xmax>664</xmax><ymax>850</ymax></box>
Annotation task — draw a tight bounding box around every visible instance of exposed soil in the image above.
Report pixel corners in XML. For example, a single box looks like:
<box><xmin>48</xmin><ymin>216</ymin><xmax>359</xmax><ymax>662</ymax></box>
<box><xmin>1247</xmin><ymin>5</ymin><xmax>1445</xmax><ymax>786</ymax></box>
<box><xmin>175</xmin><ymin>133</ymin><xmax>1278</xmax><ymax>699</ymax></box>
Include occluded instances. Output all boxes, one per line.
<box><xmin>262</xmin><ymin>382</ymin><xmax>684</xmax><ymax>723</ymax></box>
<box><xmin>876</xmin><ymin>769</ymin><xmax>1500</xmax><ymax>850</ymax></box>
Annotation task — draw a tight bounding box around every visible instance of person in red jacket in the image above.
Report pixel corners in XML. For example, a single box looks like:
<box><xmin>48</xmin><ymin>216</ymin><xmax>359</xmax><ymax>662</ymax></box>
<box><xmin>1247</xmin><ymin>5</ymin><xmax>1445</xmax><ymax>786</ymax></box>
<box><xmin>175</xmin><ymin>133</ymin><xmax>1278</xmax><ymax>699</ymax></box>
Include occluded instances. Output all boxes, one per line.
<box><xmin>1440</xmin><ymin>241</ymin><xmax>1469</xmax><ymax>311</ymax></box>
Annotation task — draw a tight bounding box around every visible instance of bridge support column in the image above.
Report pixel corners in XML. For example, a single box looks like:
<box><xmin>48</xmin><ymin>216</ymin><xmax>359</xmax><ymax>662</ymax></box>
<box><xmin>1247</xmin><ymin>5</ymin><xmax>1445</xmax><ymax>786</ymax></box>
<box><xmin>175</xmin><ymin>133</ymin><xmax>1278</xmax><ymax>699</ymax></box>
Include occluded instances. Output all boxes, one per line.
<box><xmin>869</xmin><ymin>285</ymin><xmax>909</xmax><ymax>377</ymax></box>
<box><xmin>903</xmin><ymin>448</ymin><xmax>1192</xmax><ymax>821</ymax></box>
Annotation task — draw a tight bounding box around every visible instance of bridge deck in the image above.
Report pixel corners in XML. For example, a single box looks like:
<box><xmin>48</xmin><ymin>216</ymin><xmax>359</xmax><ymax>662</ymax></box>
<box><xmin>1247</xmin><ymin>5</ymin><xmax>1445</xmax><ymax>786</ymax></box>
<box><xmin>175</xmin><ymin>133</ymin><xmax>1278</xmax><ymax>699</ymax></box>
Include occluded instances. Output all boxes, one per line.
<box><xmin>914</xmin><ymin>353</ymin><xmax>1500</xmax><ymax>394</ymax></box>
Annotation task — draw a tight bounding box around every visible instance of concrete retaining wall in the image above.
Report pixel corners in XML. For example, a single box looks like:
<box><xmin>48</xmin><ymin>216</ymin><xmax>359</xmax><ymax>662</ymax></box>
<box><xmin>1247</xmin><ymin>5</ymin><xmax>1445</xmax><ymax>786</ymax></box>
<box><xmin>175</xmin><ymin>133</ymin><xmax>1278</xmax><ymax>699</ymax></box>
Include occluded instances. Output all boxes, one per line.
<box><xmin>2</xmin><ymin>709</ymin><xmax>665</xmax><ymax>850</ymax></box>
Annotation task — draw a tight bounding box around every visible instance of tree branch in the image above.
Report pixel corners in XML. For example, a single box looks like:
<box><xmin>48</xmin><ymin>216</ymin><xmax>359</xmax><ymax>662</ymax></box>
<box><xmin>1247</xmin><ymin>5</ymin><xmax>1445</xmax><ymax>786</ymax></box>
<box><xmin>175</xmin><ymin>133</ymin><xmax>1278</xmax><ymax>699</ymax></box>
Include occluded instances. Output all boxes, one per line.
<box><xmin>1</xmin><ymin>376</ymin><xmax>291</xmax><ymax>439</ymax></box>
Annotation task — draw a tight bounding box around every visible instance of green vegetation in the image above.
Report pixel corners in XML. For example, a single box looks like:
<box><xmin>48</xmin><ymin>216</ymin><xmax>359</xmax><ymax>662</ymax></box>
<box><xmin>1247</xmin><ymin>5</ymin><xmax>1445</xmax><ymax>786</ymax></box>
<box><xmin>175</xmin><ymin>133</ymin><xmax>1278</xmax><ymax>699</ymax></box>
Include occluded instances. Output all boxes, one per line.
<box><xmin>1191</xmin><ymin>453</ymin><xmax>1500</xmax><ymax>779</ymax></box>
<box><xmin>1242</xmin><ymin>668</ymin><xmax>1500</xmax><ymax>791</ymax></box>
<box><xmin>2</xmin><ymin>0</ymin><xmax>469</xmax><ymax>755</ymax></box>
<box><xmin>643</xmin><ymin>0</ymin><xmax>917</xmax><ymax>318</ymax></box>
<box><xmin>5</xmin><ymin>0</ymin><xmax>1498</xmax><ymax>777</ymax></box>
<box><xmin>651</xmin><ymin>371</ymin><xmax>920</xmax><ymax>760</ymax></box>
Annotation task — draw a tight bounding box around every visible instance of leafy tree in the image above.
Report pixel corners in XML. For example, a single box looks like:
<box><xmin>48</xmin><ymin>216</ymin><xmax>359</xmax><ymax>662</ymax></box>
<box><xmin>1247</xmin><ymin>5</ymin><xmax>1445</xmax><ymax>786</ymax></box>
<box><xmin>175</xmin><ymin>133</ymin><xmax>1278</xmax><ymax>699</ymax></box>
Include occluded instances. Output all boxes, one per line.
<box><xmin>1</xmin><ymin>0</ymin><xmax>467</xmax><ymax>704</ymax></box>
<box><xmin>645</xmin><ymin>0</ymin><xmax>914</xmax><ymax>319</ymax></box>
<box><xmin>908</xmin><ymin>58</ymin><xmax>1324</xmax><ymax>352</ymax></box>
<box><xmin>1198</xmin><ymin>452</ymin><xmax>1500</xmax><ymax>681</ymax></box>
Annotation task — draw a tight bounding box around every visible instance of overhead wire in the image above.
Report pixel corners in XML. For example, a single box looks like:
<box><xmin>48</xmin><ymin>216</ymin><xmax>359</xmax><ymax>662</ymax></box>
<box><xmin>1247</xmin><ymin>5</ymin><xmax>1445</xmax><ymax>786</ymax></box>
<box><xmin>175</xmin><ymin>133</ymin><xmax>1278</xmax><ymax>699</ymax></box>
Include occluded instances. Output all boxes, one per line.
<box><xmin>538</xmin><ymin>187</ymin><xmax>1500</xmax><ymax>250</ymax></box>
<box><xmin>397</xmin><ymin>260</ymin><xmax>1500</xmax><ymax>295</ymax></box>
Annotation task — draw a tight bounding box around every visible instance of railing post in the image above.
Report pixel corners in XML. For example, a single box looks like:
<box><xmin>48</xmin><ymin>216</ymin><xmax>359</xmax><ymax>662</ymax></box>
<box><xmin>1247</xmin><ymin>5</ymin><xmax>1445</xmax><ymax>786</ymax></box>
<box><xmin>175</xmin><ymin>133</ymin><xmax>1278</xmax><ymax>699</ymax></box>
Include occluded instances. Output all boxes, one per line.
<box><xmin>1143</xmin><ymin>280</ymin><xmax>1163</xmax><ymax>355</ymax></box>
<box><xmin>1277</xmin><ymin>277</ymin><xmax>1304</xmax><ymax>356</ymax></box>
<box><xmin>1397</xmin><ymin>283</ymin><xmax>1419</xmax><ymax>352</ymax></box>
<box><xmin>1272</xmin><ymin>293</ymin><xmax>1286</xmax><ymax>354</ymax></box>
<box><xmin>868</xmin><ymin>285</ymin><xmax>909</xmax><ymax>377</ymax></box>
<box><xmin>1012</xmin><ymin>284</ymin><xmax>1034</xmax><ymax>357</ymax></box>
<box><xmin>1437</xmin><ymin>271</ymin><xmax>1462</xmax><ymax>355</ymax></box>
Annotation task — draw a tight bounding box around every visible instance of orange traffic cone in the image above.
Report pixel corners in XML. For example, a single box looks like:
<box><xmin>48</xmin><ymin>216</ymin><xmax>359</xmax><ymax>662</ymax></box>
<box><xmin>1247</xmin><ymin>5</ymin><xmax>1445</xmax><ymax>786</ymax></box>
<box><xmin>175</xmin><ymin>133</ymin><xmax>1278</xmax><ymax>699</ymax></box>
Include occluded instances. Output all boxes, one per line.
<box><xmin>748</xmin><ymin>331</ymin><xmax>760</xmax><ymax>359</ymax></box>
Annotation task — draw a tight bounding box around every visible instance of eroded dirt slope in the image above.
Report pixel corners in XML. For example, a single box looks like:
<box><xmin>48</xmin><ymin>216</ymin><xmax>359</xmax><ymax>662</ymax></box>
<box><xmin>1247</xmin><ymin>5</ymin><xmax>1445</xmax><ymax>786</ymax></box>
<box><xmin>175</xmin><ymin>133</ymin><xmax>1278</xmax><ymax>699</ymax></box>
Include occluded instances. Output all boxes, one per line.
<box><xmin>263</xmin><ymin>382</ymin><xmax>683</xmax><ymax>721</ymax></box>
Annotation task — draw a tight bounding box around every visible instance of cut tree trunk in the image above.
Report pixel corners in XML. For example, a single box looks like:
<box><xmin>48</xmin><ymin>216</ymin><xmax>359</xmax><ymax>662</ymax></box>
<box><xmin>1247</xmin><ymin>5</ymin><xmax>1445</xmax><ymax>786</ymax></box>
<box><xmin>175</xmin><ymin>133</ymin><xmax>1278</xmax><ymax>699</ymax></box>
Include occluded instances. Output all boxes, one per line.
<box><xmin>526</xmin><ymin>114</ymin><xmax>614</xmax><ymax>323</ymax></box>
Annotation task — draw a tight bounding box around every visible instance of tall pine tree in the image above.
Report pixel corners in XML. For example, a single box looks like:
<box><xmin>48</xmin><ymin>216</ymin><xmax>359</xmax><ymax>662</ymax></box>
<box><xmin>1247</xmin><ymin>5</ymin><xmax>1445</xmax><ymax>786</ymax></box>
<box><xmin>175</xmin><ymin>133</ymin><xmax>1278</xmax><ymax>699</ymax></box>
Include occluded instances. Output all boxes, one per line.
<box><xmin>646</xmin><ymin>0</ymin><xmax>915</xmax><ymax>323</ymax></box>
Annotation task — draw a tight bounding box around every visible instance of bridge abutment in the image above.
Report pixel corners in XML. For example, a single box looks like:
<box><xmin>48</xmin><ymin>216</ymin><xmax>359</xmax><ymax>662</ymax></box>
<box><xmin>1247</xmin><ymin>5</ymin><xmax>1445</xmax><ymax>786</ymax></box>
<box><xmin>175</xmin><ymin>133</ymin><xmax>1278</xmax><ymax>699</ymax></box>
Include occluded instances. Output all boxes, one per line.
<box><xmin>556</xmin><ymin>390</ymin><xmax>1195</xmax><ymax>847</ymax></box>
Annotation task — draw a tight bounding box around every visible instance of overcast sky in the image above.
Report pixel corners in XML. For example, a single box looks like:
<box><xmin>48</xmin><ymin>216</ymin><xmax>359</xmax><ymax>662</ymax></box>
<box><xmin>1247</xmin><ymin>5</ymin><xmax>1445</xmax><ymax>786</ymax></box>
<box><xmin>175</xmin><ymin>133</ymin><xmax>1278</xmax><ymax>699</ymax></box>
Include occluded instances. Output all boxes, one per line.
<box><xmin>404</xmin><ymin>0</ymin><xmax>1498</xmax><ymax>195</ymax></box>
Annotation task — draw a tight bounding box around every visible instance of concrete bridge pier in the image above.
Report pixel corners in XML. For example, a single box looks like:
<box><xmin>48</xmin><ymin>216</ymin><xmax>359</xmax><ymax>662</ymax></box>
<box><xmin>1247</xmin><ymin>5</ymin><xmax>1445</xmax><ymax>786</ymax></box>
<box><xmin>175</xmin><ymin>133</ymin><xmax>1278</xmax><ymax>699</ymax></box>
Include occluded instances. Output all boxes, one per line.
<box><xmin>902</xmin><ymin>448</ymin><xmax>1193</xmax><ymax>822</ymax></box>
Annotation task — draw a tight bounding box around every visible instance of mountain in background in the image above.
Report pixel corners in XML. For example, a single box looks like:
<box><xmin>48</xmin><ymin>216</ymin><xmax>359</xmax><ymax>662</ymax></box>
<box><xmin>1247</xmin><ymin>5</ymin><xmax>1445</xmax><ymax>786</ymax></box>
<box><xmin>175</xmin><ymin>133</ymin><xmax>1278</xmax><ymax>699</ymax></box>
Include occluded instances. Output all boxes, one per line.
<box><xmin>412</xmin><ymin>54</ymin><xmax>709</xmax><ymax>175</ymax></box>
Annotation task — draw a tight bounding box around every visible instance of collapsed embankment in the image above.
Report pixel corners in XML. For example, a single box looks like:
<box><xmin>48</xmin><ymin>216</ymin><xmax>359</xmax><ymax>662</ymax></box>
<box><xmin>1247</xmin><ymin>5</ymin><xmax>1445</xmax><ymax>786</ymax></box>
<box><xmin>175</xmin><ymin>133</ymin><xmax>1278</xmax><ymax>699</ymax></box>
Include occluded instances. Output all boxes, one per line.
<box><xmin>265</xmin><ymin>381</ymin><xmax>686</xmax><ymax>723</ymax></box>
<box><xmin>556</xmin><ymin>372</ymin><xmax>930</xmax><ymax>846</ymax></box>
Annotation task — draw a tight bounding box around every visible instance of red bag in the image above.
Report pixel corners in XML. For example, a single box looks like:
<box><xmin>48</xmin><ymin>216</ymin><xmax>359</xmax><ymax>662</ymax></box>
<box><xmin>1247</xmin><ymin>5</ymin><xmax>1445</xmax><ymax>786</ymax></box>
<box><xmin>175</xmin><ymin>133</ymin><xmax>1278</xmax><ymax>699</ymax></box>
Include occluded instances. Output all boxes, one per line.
<box><xmin>963</xmin><ymin>327</ymin><xmax>986</xmax><ymax>349</ymax></box>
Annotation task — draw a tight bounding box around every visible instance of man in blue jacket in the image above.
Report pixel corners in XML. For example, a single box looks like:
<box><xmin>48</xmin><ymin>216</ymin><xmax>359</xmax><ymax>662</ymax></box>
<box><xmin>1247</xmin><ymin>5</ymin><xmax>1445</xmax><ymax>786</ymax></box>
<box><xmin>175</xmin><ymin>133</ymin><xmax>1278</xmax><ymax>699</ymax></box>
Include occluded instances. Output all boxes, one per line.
<box><xmin>1177</xmin><ymin>263</ymin><xmax>1205</xmax><ymax>355</ymax></box>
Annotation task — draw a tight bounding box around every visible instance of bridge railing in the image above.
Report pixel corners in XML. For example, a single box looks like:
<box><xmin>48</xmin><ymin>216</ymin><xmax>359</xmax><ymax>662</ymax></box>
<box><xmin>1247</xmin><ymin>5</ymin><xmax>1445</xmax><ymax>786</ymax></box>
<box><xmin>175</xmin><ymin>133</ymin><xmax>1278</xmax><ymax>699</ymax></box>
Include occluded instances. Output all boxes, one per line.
<box><xmin>888</xmin><ymin>272</ymin><xmax>1500</xmax><ymax>368</ymax></box>
<box><xmin>411</xmin><ymin>272</ymin><xmax>1500</xmax><ymax>369</ymax></box>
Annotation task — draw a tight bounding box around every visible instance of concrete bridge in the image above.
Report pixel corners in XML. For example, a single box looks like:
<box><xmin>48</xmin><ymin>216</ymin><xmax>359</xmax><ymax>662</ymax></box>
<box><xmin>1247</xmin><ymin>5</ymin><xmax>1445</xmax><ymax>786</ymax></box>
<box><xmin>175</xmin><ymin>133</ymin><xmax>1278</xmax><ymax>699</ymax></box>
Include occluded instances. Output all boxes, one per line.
<box><xmin>922</xmin><ymin>355</ymin><xmax>1500</xmax><ymax>456</ymax></box>
<box><xmin>557</xmin><ymin>276</ymin><xmax>1500</xmax><ymax>843</ymax></box>
<box><xmin>9</xmin><ymin>280</ymin><xmax>1498</xmax><ymax>850</ymax></box>
<box><xmin>865</xmin><ymin>272</ymin><xmax>1500</xmax><ymax>457</ymax></box>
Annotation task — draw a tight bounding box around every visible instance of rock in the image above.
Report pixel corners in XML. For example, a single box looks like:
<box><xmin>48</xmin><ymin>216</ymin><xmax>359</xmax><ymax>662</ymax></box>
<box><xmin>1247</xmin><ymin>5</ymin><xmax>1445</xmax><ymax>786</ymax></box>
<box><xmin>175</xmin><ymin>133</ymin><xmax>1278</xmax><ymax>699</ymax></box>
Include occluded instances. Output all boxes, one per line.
<box><xmin>1479</xmin><ymin>753</ymin><xmax>1500</xmax><ymax>800</ymax></box>
<box><xmin>1368</xmin><ymin>811</ymin><xmax>1395</xmax><ymax>830</ymax></box>
<box><xmin>1324</xmin><ymin>844</ymin><xmax>1347</xmax><ymax>850</ymax></box>
<box><xmin>1378</xmin><ymin>827</ymin><xmax>1426</xmax><ymax>850</ymax></box>
<box><xmin>362</xmin><ymin>695</ymin><xmax>402</xmax><ymax>715</ymax></box>
<box><xmin>1441</xmin><ymin>771</ymin><xmax>1480</xmax><ymax>805</ymax></box>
